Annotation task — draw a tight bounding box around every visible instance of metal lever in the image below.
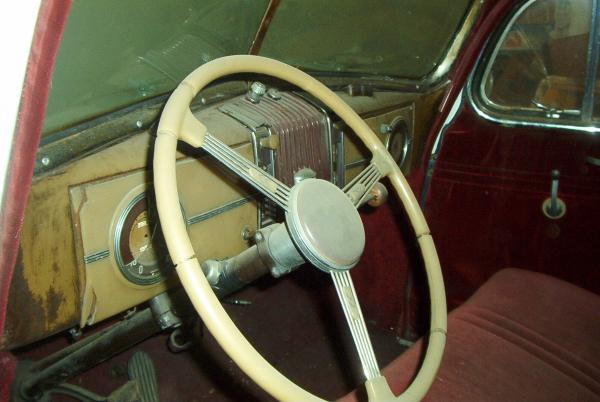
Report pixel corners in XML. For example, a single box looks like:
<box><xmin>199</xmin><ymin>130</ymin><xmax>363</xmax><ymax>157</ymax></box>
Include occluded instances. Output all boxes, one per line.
<box><xmin>548</xmin><ymin>170</ymin><xmax>561</xmax><ymax>216</ymax></box>
<box><xmin>586</xmin><ymin>155</ymin><xmax>600</xmax><ymax>167</ymax></box>
<box><xmin>542</xmin><ymin>169</ymin><xmax>566</xmax><ymax>219</ymax></box>
<box><xmin>532</xmin><ymin>100</ymin><xmax>579</xmax><ymax>119</ymax></box>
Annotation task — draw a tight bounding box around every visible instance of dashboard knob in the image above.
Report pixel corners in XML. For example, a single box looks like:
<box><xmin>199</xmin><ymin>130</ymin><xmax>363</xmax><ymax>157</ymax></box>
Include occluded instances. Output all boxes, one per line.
<box><xmin>247</xmin><ymin>81</ymin><xmax>267</xmax><ymax>104</ymax></box>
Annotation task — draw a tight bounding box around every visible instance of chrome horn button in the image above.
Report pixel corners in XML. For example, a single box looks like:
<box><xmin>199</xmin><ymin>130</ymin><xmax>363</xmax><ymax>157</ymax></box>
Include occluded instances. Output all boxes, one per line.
<box><xmin>286</xmin><ymin>179</ymin><xmax>365</xmax><ymax>272</ymax></box>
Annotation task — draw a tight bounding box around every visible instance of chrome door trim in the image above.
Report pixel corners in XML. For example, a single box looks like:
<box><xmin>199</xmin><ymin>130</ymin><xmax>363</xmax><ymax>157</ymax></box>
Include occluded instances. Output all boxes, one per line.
<box><xmin>583</xmin><ymin>0</ymin><xmax>600</xmax><ymax>120</ymax></box>
<box><xmin>470</xmin><ymin>0</ymin><xmax>600</xmax><ymax>134</ymax></box>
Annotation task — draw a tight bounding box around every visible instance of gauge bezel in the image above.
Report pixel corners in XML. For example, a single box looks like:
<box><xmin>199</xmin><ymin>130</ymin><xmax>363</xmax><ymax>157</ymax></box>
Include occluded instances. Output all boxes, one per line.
<box><xmin>114</xmin><ymin>191</ymin><xmax>171</xmax><ymax>285</ymax></box>
<box><xmin>384</xmin><ymin>117</ymin><xmax>411</xmax><ymax>169</ymax></box>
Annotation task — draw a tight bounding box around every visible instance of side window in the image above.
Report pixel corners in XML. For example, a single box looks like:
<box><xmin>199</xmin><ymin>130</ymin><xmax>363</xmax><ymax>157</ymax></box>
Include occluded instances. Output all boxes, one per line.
<box><xmin>476</xmin><ymin>0</ymin><xmax>597</xmax><ymax>126</ymax></box>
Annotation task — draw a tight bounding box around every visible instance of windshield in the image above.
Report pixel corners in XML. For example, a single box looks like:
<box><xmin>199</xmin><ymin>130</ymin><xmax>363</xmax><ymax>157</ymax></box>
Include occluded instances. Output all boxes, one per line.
<box><xmin>43</xmin><ymin>0</ymin><xmax>472</xmax><ymax>136</ymax></box>
<box><xmin>44</xmin><ymin>0</ymin><xmax>268</xmax><ymax>135</ymax></box>
<box><xmin>261</xmin><ymin>0</ymin><xmax>472</xmax><ymax>78</ymax></box>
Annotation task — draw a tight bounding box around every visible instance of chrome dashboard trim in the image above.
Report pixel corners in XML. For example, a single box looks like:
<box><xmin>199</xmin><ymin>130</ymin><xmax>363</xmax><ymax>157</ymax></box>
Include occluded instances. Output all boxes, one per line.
<box><xmin>219</xmin><ymin>90</ymin><xmax>335</xmax><ymax>226</ymax></box>
<box><xmin>333</xmin><ymin>125</ymin><xmax>346</xmax><ymax>187</ymax></box>
<box><xmin>345</xmin><ymin>159</ymin><xmax>369</xmax><ymax>170</ymax></box>
<box><xmin>186</xmin><ymin>196</ymin><xmax>255</xmax><ymax>226</ymax></box>
<box><xmin>83</xmin><ymin>249</ymin><xmax>110</xmax><ymax>265</ymax></box>
<box><xmin>294</xmin><ymin>92</ymin><xmax>337</xmax><ymax>184</ymax></box>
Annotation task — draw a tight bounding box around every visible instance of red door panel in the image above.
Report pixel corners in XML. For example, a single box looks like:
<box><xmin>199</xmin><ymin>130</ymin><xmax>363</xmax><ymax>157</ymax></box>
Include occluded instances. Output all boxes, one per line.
<box><xmin>425</xmin><ymin>105</ymin><xmax>600</xmax><ymax>308</ymax></box>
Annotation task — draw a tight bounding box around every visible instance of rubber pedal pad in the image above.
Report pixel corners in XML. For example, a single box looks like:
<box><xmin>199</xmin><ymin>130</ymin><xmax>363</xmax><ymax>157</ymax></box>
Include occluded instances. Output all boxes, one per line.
<box><xmin>127</xmin><ymin>351</ymin><xmax>160</xmax><ymax>402</ymax></box>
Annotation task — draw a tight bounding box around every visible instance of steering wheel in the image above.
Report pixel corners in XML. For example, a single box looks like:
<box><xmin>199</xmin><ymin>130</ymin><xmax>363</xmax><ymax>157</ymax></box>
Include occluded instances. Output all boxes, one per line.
<box><xmin>154</xmin><ymin>55</ymin><xmax>446</xmax><ymax>402</ymax></box>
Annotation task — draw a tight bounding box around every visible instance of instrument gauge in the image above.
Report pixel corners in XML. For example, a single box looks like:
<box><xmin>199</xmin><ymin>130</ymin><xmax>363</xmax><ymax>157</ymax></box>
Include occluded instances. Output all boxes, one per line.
<box><xmin>384</xmin><ymin>118</ymin><xmax>411</xmax><ymax>169</ymax></box>
<box><xmin>114</xmin><ymin>192</ymin><xmax>172</xmax><ymax>285</ymax></box>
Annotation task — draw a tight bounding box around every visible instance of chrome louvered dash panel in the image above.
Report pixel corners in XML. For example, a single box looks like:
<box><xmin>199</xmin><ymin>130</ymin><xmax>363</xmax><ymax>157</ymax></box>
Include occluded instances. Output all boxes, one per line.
<box><xmin>220</xmin><ymin>92</ymin><xmax>332</xmax><ymax>185</ymax></box>
<box><xmin>219</xmin><ymin>90</ymin><xmax>336</xmax><ymax>226</ymax></box>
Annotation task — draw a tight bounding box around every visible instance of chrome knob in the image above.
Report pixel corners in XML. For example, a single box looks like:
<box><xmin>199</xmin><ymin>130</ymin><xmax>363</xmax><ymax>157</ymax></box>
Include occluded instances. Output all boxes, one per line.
<box><xmin>247</xmin><ymin>81</ymin><xmax>267</xmax><ymax>104</ymax></box>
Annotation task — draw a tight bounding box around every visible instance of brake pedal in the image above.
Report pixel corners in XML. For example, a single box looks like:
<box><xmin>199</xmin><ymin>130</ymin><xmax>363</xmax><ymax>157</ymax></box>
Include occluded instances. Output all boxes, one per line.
<box><xmin>127</xmin><ymin>351</ymin><xmax>160</xmax><ymax>402</ymax></box>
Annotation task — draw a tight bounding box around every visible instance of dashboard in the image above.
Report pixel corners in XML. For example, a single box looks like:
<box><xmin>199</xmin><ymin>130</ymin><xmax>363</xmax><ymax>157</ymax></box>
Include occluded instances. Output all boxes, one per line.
<box><xmin>2</xmin><ymin>81</ymin><xmax>443</xmax><ymax>349</ymax></box>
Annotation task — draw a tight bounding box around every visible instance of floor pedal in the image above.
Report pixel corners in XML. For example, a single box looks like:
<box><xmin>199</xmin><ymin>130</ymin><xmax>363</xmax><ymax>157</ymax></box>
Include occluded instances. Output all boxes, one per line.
<box><xmin>127</xmin><ymin>351</ymin><xmax>160</xmax><ymax>402</ymax></box>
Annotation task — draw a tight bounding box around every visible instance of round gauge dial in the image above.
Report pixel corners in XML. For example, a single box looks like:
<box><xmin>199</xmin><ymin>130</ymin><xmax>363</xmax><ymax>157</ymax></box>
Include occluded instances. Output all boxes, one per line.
<box><xmin>114</xmin><ymin>192</ymin><xmax>172</xmax><ymax>285</ymax></box>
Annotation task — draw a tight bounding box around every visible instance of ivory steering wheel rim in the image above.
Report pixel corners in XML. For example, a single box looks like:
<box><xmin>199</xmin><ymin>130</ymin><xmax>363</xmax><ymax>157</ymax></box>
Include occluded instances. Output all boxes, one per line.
<box><xmin>153</xmin><ymin>55</ymin><xmax>447</xmax><ymax>402</ymax></box>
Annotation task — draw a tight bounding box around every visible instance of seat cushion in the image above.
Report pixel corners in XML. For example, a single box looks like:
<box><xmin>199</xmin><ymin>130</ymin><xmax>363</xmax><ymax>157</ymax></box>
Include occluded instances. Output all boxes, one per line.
<box><xmin>339</xmin><ymin>268</ymin><xmax>600</xmax><ymax>402</ymax></box>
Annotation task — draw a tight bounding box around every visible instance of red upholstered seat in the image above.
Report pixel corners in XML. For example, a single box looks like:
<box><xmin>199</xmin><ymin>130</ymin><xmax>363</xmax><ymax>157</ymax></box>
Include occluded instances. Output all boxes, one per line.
<box><xmin>340</xmin><ymin>268</ymin><xmax>600</xmax><ymax>402</ymax></box>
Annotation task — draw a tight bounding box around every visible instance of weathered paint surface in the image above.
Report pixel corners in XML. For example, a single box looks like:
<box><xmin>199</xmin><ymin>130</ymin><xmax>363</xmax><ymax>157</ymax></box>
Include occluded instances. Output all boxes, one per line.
<box><xmin>2</xmin><ymin>183</ymin><xmax>82</xmax><ymax>349</ymax></box>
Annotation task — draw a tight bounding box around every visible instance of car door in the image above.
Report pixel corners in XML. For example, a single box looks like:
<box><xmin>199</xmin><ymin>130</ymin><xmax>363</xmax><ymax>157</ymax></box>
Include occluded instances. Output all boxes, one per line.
<box><xmin>423</xmin><ymin>0</ymin><xmax>600</xmax><ymax>308</ymax></box>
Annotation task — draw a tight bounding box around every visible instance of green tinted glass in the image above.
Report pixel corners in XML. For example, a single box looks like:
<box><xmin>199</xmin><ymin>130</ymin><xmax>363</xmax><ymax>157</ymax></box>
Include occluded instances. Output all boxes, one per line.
<box><xmin>259</xmin><ymin>0</ymin><xmax>471</xmax><ymax>78</ymax></box>
<box><xmin>43</xmin><ymin>0</ymin><xmax>268</xmax><ymax>135</ymax></box>
<box><xmin>44</xmin><ymin>0</ymin><xmax>472</xmax><ymax>136</ymax></box>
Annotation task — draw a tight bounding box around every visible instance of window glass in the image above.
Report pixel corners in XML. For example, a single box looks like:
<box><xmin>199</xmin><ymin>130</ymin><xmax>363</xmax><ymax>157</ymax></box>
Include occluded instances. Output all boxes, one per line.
<box><xmin>482</xmin><ymin>0</ymin><xmax>592</xmax><ymax>120</ymax></box>
<box><xmin>44</xmin><ymin>0</ymin><xmax>474</xmax><ymax>137</ymax></box>
<box><xmin>259</xmin><ymin>0</ymin><xmax>472</xmax><ymax>79</ymax></box>
<box><xmin>43</xmin><ymin>0</ymin><xmax>268</xmax><ymax>135</ymax></box>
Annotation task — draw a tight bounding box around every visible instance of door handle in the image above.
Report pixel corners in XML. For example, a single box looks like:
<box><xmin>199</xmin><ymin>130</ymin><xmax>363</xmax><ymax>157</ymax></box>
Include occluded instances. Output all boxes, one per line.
<box><xmin>542</xmin><ymin>170</ymin><xmax>566</xmax><ymax>219</ymax></box>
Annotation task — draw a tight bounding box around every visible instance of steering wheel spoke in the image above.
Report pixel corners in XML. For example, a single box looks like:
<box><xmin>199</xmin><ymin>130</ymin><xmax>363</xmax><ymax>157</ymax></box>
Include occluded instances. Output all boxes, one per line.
<box><xmin>331</xmin><ymin>270</ymin><xmax>381</xmax><ymax>381</ymax></box>
<box><xmin>344</xmin><ymin>162</ymin><xmax>384</xmax><ymax>208</ymax></box>
<box><xmin>203</xmin><ymin>132</ymin><xmax>291</xmax><ymax>211</ymax></box>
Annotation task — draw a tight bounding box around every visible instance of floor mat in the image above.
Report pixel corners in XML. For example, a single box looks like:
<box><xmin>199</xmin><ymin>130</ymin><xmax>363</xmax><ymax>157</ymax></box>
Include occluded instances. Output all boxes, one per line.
<box><xmin>15</xmin><ymin>268</ymin><xmax>406</xmax><ymax>401</ymax></box>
